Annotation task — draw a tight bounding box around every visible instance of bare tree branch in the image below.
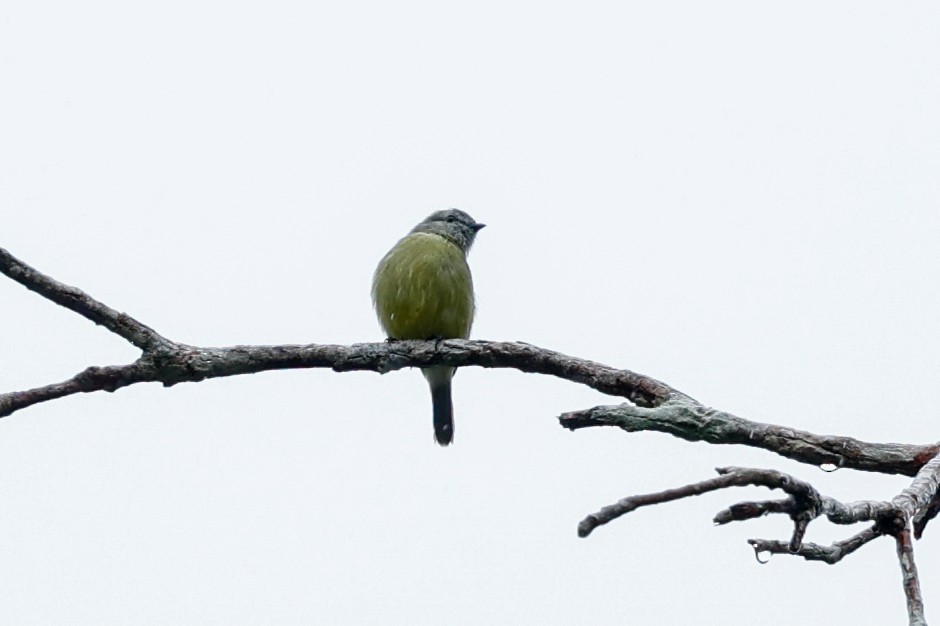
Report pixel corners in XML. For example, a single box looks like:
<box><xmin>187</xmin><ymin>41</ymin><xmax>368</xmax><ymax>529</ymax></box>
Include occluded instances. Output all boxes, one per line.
<box><xmin>559</xmin><ymin>401</ymin><xmax>939</xmax><ymax>477</ymax></box>
<box><xmin>914</xmin><ymin>491</ymin><xmax>940</xmax><ymax>539</ymax></box>
<box><xmin>894</xmin><ymin>454</ymin><xmax>940</xmax><ymax>518</ymax></box>
<box><xmin>578</xmin><ymin>466</ymin><xmax>820</xmax><ymax>538</ymax></box>
<box><xmin>585</xmin><ymin>457</ymin><xmax>940</xmax><ymax>543</ymax></box>
<box><xmin>581</xmin><ymin>458</ymin><xmax>940</xmax><ymax>624</ymax></box>
<box><xmin>0</xmin><ymin>248</ymin><xmax>169</xmax><ymax>351</ymax></box>
<box><xmin>2</xmin><ymin>246</ymin><xmax>936</xmax><ymax>480</ymax></box>
<box><xmin>896</xmin><ymin>526</ymin><xmax>928</xmax><ymax>626</ymax></box>
<box><xmin>0</xmin><ymin>340</ymin><xmax>673</xmax><ymax>418</ymax></box>
<box><xmin>747</xmin><ymin>526</ymin><xmax>880</xmax><ymax>564</ymax></box>
<box><xmin>3</xmin><ymin>245</ymin><xmax>939</xmax><ymax>624</ymax></box>
<box><xmin>0</xmin><ymin>363</ymin><xmax>151</xmax><ymax>417</ymax></box>
<box><xmin>580</xmin><ymin>465</ymin><xmax>900</xmax><ymax>542</ymax></box>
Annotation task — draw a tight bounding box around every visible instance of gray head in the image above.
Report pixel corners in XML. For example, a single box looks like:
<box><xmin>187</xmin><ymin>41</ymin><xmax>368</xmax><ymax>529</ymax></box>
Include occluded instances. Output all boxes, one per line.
<box><xmin>411</xmin><ymin>209</ymin><xmax>485</xmax><ymax>252</ymax></box>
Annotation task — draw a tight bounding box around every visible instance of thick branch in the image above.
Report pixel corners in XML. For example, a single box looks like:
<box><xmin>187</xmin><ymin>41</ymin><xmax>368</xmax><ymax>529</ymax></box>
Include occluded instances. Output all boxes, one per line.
<box><xmin>0</xmin><ymin>340</ymin><xmax>668</xmax><ymax>418</ymax></box>
<box><xmin>1</xmin><ymin>246</ymin><xmax>938</xmax><ymax>486</ymax></box>
<box><xmin>3</xmin><ymin>245</ymin><xmax>938</xmax><ymax>622</ymax></box>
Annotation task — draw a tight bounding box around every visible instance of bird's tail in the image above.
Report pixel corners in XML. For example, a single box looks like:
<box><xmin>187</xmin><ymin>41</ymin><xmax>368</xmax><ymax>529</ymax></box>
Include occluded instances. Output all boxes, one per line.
<box><xmin>424</xmin><ymin>366</ymin><xmax>454</xmax><ymax>446</ymax></box>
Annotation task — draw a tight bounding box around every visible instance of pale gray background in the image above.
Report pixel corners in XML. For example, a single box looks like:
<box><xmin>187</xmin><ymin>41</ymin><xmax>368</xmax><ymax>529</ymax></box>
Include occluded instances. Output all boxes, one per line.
<box><xmin>1</xmin><ymin>1</ymin><xmax>939</xmax><ymax>624</ymax></box>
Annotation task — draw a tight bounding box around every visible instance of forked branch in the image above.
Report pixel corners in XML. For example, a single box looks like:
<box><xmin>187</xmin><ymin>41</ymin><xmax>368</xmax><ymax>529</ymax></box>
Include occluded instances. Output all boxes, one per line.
<box><xmin>1</xmin><ymin>246</ymin><xmax>938</xmax><ymax>625</ymax></box>
<box><xmin>579</xmin><ymin>456</ymin><xmax>940</xmax><ymax>626</ymax></box>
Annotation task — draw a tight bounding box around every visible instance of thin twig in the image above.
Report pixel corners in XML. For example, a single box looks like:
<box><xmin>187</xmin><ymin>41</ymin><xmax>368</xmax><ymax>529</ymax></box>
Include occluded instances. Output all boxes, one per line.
<box><xmin>748</xmin><ymin>526</ymin><xmax>881</xmax><ymax>564</ymax></box>
<box><xmin>0</xmin><ymin>363</ymin><xmax>151</xmax><ymax>417</ymax></box>
<box><xmin>896</xmin><ymin>527</ymin><xmax>927</xmax><ymax>626</ymax></box>
<box><xmin>714</xmin><ymin>498</ymin><xmax>792</xmax><ymax>523</ymax></box>
<box><xmin>914</xmin><ymin>491</ymin><xmax>940</xmax><ymax>539</ymax></box>
<box><xmin>0</xmin><ymin>248</ymin><xmax>169</xmax><ymax>351</ymax></box>
<box><xmin>585</xmin><ymin>463</ymin><xmax>938</xmax><ymax>566</ymax></box>
<box><xmin>579</xmin><ymin>467</ymin><xmax>820</xmax><ymax>538</ymax></box>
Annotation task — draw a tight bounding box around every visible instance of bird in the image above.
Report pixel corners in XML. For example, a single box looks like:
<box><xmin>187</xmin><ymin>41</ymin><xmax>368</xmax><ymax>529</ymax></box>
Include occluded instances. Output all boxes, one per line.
<box><xmin>372</xmin><ymin>209</ymin><xmax>485</xmax><ymax>445</ymax></box>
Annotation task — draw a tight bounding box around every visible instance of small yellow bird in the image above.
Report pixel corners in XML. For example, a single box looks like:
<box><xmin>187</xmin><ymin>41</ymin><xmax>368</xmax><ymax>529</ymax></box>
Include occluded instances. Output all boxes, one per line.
<box><xmin>372</xmin><ymin>209</ymin><xmax>485</xmax><ymax>445</ymax></box>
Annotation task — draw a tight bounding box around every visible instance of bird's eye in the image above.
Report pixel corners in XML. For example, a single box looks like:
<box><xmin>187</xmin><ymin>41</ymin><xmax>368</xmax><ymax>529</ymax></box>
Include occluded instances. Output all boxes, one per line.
<box><xmin>446</xmin><ymin>215</ymin><xmax>457</xmax><ymax>223</ymax></box>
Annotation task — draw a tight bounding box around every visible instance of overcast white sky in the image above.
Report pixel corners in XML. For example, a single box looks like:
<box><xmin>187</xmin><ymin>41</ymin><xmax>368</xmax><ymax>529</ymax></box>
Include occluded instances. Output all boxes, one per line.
<box><xmin>2</xmin><ymin>1</ymin><xmax>939</xmax><ymax>624</ymax></box>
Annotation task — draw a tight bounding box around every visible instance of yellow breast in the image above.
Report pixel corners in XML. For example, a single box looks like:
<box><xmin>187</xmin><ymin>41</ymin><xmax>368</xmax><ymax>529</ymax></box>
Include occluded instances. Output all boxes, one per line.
<box><xmin>372</xmin><ymin>232</ymin><xmax>475</xmax><ymax>340</ymax></box>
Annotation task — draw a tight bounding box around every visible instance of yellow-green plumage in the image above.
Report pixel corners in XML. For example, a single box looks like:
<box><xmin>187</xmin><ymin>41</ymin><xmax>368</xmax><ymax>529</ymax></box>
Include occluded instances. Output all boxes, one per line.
<box><xmin>372</xmin><ymin>232</ymin><xmax>475</xmax><ymax>341</ymax></box>
<box><xmin>372</xmin><ymin>209</ymin><xmax>484</xmax><ymax>446</ymax></box>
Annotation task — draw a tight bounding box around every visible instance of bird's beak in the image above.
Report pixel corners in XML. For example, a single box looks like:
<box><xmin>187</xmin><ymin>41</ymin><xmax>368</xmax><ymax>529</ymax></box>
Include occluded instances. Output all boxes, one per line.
<box><xmin>473</xmin><ymin>223</ymin><xmax>486</xmax><ymax>232</ymax></box>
